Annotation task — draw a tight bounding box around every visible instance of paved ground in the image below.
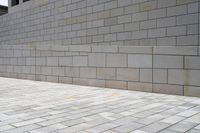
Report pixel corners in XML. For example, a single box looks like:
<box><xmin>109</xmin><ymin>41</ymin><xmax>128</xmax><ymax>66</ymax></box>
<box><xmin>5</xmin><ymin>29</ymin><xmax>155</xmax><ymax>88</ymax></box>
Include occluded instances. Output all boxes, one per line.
<box><xmin>0</xmin><ymin>78</ymin><xmax>200</xmax><ymax>133</ymax></box>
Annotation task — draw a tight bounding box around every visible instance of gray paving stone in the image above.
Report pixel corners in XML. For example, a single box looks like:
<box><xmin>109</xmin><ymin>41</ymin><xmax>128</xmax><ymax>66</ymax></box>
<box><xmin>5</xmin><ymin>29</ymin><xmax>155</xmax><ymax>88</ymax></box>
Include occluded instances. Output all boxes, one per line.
<box><xmin>0</xmin><ymin>77</ymin><xmax>199</xmax><ymax>133</ymax></box>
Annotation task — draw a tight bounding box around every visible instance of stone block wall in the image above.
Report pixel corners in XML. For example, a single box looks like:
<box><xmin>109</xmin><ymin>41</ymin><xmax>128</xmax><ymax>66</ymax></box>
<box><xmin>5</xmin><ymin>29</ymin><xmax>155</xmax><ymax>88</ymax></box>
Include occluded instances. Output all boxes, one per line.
<box><xmin>0</xmin><ymin>0</ymin><xmax>199</xmax><ymax>97</ymax></box>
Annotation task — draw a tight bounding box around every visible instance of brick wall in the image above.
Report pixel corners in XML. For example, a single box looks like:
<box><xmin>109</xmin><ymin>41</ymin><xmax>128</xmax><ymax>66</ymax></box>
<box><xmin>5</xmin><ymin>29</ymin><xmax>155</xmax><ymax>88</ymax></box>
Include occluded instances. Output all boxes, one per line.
<box><xmin>0</xmin><ymin>0</ymin><xmax>199</xmax><ymax>97</ymax></box>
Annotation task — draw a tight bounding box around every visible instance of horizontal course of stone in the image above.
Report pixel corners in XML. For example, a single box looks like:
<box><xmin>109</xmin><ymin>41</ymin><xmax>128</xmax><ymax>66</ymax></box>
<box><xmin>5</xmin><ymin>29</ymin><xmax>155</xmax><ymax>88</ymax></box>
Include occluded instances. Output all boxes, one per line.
<box><xmin>0</xmin><ymin>0</ymin><xmax>199</xmax><ymax>97</ymax></box>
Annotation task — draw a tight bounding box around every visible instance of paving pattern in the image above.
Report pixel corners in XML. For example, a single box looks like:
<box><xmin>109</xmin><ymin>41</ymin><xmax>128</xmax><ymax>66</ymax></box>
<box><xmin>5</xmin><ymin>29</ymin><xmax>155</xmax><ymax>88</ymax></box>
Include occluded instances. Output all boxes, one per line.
<box><xmin>0</xmin><ymin>77</ymin><xmax>200</xmax><ymax>133</ymax></box>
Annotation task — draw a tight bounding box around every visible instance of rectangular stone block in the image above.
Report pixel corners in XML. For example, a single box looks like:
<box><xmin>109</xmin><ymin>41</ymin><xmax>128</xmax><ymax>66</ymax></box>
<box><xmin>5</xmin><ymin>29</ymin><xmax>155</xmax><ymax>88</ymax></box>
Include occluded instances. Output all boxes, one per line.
<box><xmin>65</xmin><ymin>67</ymin><xmax>79</xmax><ymax>77</ymax></box>
<box><xmin>139</xmin><ymin>0</ymin><xmax>157</xmax><ymax>11</ymax></box>
<box><xmin>128</xmin><ymin>82</ymin><xmax>152</xmax><ymax>92</ymax></box>
<box><xmin>106</xmin><ymin>80</ymin><xmax>127</xmax><ymax>90</ymax></box>
<box><xmin>149</xmin><ymin>8</ymin><xmax>166</xmax><ymax>19</ymax></box>
<box><xmin>119</xmin><ymin>46</ymin><xmax>153</xmax><ymax>54</ymax></box>
<box><xmin>153</xmin><ymin>46</ymin><xmax>198</xmax><ymax>55</ymax></box>
<box><xmin>73</xmin><ymin>56</ymin><xmax>88</xmax><ymax>66</ymax></box>
<box><xmin>73</xmin><ymin>78</ymin><xmax>105</xmax><ymax>87</ymax></box>
<box><xmin>157</xmin><ymin>17</ymin><xmax>176</xmax><ymax>27</ymax></box>
<box><xmin>117</xmin><ymin>32</ymin><xmax>132</xmax><ymax>41</ymax></box>
<box><xmin>185</xmin><ymin>56</ymin><xmax>200</xmax><ymax>69</ymax></box>
<box><xmin>148</xmin><ymin>28</ymin><xmax>166</xmax><ymax>38</ymax></box>
<box><xmin>153</xmin><ymin>69</ymin><xmax>167</xmax><ymax>83</ymax></box>
<box><xmin>118</xmin><ymin>14</ymin><xmax>132</xmax><ymax>24</ymax></box>
<box><xmin>168</xmin><ymin>70</ymin><xmax>200</xmax><ymax>86</ymax></box>
<box><xmin>153</xmin><ymin>55</ymin><xmax>183</xmax><ymax>68</ymax></box>
<box><xmin>46</xmin><ymin>57</ymin><xmax>59</xmax><ymax>66</ymax></box>
<box><xmin>117</xmin><ymin>68</ymin><xmax>139</xmax><ymax>81</ymax></box>
<box><xmin>140</xmin><ymin>69</ymin><xmax>152</xmax><ymax>82</ymax></box>
<box><xmin>167</xmin><ymin>26</ymin><xmax>187</xmax><ymax>36</ymax></box>
<box><xmin>158</xmin><ymin>0</ymin><xmax>176</xmax><ymax>8</ymax></box>
<box><xmin>132</xmin><ymin>12</ymin><xmax>148</xmax><ymax>22</ymax></box>
<box><xmin>167</xmin><ymin>5</ymin><xmax>187</xmax><ymax>16</ymax></box>
<box><xmin>104</xmin><ymin>34</ymin><xmax>117</xmax><ymax>42</ymax></box>
<box><xmin>124</xmin><ymin>22</ymin><xmax>139</xmax><ymax>31</ymax></box>
<box><xmin>140</xmin><ymin>20</ymin><xmax>156</xmax><ymax>30</ymax></box>
<box><xmin>52</xmin><ymin>67</ymin><xmax>65</xmax><ymax>76</ymax></box>
<box><xmin>97</xmin><ymin>68</ymin><xmax>116</xmax><ymax>80</ymax></box>
<box><xmin>88</xmin><ymin>53</ymin><xmax>106</xmax><ymax>67</ymax></box>
<box><xmin>80</xmin><ymin>68</ymin><xmax>96</xmax><ymax>78</ymax></box>
<box><xmin>157</xmin><ymin>37</ymin><xmax>176</xmax><ymax>46</ymax></box>
<box><xmin>177</xmin><ymin>35</ymin><xmax>198</xmax><ymax>46</ymax></box>
<box><xmin>153</xmin><ymin>84</ymin><xmax>183</xmax><ymax>95</ymax></box>
<box><xmin>92</xmin><ymin>46</ymin><xmax>118</xmax><ymax>53</ymax></box>
<box><xmin>106</xmin><ymin>54</ymin><xmax>127</xmax><ymax>67</ymax></box>
<box><xmin>59</xmin><ymin>57</ymin><xmax>72</xmax><ymax>66</ymax></box>
<box><xmin>41</xmin><ymin>67</ymin><xmax>52</xmax><ymax>75</ymax></box>
<box><xmin>59</xmin><ymin>77</ymin><xmax>73</xmax><ymax>84</ymax></box>
<box><xmin>177</xmin><ymin>14</ymin><xmax>198</xmax><ymax>25</ymax></box>
<box><xmin>128</xmin><ymin>54</ymin><xmax>152</xmax><ymax>68</ymax></box>
<box><xmin>132</xmin><ymin>30</ymin><xmax>148</xmax><ymax>39</ymax></box>
<box><xmin>184</xmin><ymin>86</ymin><xmax>200</xmax><ymax>97</ymax></box>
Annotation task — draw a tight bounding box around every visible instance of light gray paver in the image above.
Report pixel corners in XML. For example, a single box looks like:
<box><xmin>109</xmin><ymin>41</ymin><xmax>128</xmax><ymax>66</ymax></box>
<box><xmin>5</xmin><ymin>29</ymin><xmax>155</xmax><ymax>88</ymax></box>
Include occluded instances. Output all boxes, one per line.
<box><xmin>0</xmin><ymin>77</ymin><xmax>200</xmax><ymax>133</ymax></box>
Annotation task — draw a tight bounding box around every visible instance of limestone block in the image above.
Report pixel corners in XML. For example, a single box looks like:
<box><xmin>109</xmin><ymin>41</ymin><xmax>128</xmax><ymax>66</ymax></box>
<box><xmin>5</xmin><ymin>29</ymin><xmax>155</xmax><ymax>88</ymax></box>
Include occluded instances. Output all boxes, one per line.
<box><xmin>117</xmin><ymin>68</ymin><xmax>139</xmax><ymax>81</ymax></box>
<box><xmin>73</xmin><ymin>78</ymin><xmax>105</xmax><ymax>87</ymax></box>
<box><xmin>80</xmin><ymin>67</ymin><xmax>96</xmax><ymax>78</ymax></box>
<box><xmin>52</xmin><ymin>67</ymin><xmax>65</xmax><ymax>76</ymax></box>
<box><xmin>69</xmin><ymin>45</ymin><xmax>91</xmax><ymax>52</ymax></box>
<box><xmin>128</xmin><ymin>82</ymin><xmax>152</xmax><ymax>92</ymax></box>
<box><xmin>184</xmin><ymin>86</ymin><xmax>200</xmax><ymax>97</ymax></box>
<box><xmin>132</xmin><ymin>12</ymin><xmax>148</xmax><ymax>22</ymax></box>
<box><xmin>140</xmin><ymin>0</ymin><xmax>157</xmax><ymax>11</ymax></box>
<box><xmin>59</xmin><ymin>77</ymin><xmax>73</xmax><ymax>84</ymax></box>
<box><xmin>153</xmin><ymin>69</ymin><xmax>167</xmax><ymax>83</ymax></box>
<box><xmin>47</xmin><ymin>57</ymin><xmax>59</xmax><ymax>66</ymax></box>
<box><xmin>92</xmin><ymin>46</ymin><xmax>118</xmax><ymax>53</ymax></box>
<box><xmin>73</xmin><ymin>56</ymin><xmax>88</xmax><ymax>66</ymax></box>
<box><xmin>167</xmin><ymin>5</ymin><xmax>187</xmax><ymax>16</ymax></box>
<box><xmin>119</xmin><ymin>46</ymin><xmax>152</xmax><ymax>54</ymax></box>
<box><xmin>185</xmin><ymin>56</ymin><xmax>200</xmax><ymax>69</ymax></box>
<box><xmin>97</xmin><ymin>68</ymin><xmax>116</xmax><ymax>80</ymax></box>
<box><xmin>125</xmin><ymin>4</ymin><xmax>139</xmax><ymax>14</ymax></box>
<box><xmin>26</xmin><ymin>58</ymin><xmax>36</xmax><ymax>66</ymax></box>
<box><xmin>124</xmin><ymin>22</ymin><xmax>139</xmax><ymax>31</ymax></box>
<box><xmin>157</xmin><ymin>17</ymin><xmax>176</xmax><ymax>28</ymax></box>
<box><xmin>158</xmin><ymin>0</ymin><xmax>176</xmax><ymax>8</ymax></box>
<box><xmin>111</xmin><ymin>8</ymin><xmax>124</xmax><ymax>17</ymax></box>
<box><xmin>118</xmin><ymin>14</ymin><xmax>132</xmax><ymax>24</ymax></box>
<box><xmin>59</xmin><ymin>57</ymin><xmax>72</xmax><ymax>66</ymax></box>
<box><xmin>149</xmin><ymin>8</ymin><xmax>166</xmax><ymax>19</ymax></box>
<box><xmin>46</xmin><ymin>76</ymin><xmax>59</xmax><ymax>83</ymax></box>
<box><xmin>177</xmin><ymin>35</ymin><xmax>198</xmax><ymax>46</ymax></box>
<box><xmin>41</xmin><ymin>67</ymin><xmax>52</xmax><ymax>75</ymax></box>
<box><xmin>168</xmin><ymin>70</ymin><xmax>200</xmax><ymax>86</ymax></box>
<box><xmin>88</xmin><ymin>53</ymin><xmax>106</xmax><ymax>67</ymax></box>
<box><xmin>167</xmin><ymin>26</ymin><xmax>187</xmax><ymax>36</ymax></box>
<box><xmin>128</xmin><ymin>54</ymin><xmax>152</xmax><ymax>68</ymax></box>
<box><xmin>106</xmin><ymin>80</ymin><xmax>127</xmax><ymax>90</ymax></box>
<box><xmin>107</xmin><ymin>54</ymin><xmax>127</xmax><ymax>67</ymax></box>
<box><xmin>140</xmin><ymin>20</ymin><xmax>156</xmax><ymax>30</ymax></box>
<box><xmin>140</xmin><ymin>69</ymin><xmax>152</xmax><ymax>82</ymax></box>
<box><xmin>153</xmin><ymin>84</ymin><xmax>183</xmax><ymax>95</ymax></box>
<box><xmin>117</xmin><ymin>32</ymin><xmax>132</xmax><ymax>41</ymax></box>
<box><xmin>132</xmin><ymin>30</ymin><xmax>148</xmax><ymax>39</ymax></box>
<box><xmin>118</xmin><ymin>0</ymin><xmax>132</xmax><ymax>7</ymax></box>
<box><xmin>104</xmin><ymin>34</ymin><xmax>117</xmax><ymax>42</ymax></box>
<box><xmin>111</xmin><ymin>24</ymin><xmax>124</xmax><ymax>33</ymax></box>
<box><xmin>177</xmin><ymin>14</ymin><xmax>198</xmax><ymax>25</ymax></box>
<box><xmin>36</xmin><ymin>57</ymin><xmax>46</xmax><ymax>66</ymax></box>
<box><xmin>154</xmin><ymin>46</ymin><xmax>198</xmax><ymax>55</ymax></box>
<box><xmin>153</xmin><ymin>55</ymin><xmax>183</xmax><ymax>68</ymax></box>
<box><xmin>65</xmin><ymin>67</ymin><xmax>79</xmax><ymax>77</ymax></box>
<box><xmin>148</xmin><ymin>28</ymin><xmax>166</xmax><ymax>38</ymax></box>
